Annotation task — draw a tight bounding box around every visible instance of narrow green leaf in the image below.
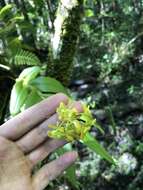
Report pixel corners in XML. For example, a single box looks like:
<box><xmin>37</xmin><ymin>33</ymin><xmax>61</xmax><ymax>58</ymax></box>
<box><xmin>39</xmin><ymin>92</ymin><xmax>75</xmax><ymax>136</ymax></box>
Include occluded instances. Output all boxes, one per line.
<box><xmin>0</xmin><ymin>4</ymin><xmax>14</xmax><ymax>20</ymax></box>
<box><xmin>30</xmin><ymin>76</ymin><xmax>68</xmax><ymax>94</ymax></box>
<box><xmin>82</xmin><ymin>133</ymin><xmax>115</xmax><ymax>164</ymax></box>
<box><xmin>11</xmin><ymin>16</ymin><xmax>24</xmax><ymax>22</ymax></box>
<box><xmin>95</xmin><ymin>123</ymin><xmax>105</xmax><ymax>135</ymax></box>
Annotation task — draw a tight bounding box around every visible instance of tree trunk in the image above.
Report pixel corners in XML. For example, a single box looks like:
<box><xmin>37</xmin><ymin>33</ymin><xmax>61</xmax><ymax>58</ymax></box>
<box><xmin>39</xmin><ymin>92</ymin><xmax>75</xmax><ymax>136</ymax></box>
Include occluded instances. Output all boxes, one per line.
<box><xmin>46</xmin><ymin>0</ymin><xmax>84</xmax><ymax>86</ymax></box>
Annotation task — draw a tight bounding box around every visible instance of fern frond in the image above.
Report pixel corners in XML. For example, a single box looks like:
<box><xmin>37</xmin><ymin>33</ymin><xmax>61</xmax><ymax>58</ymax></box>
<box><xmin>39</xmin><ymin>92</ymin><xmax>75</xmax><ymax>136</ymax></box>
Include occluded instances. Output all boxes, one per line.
<box><xmin>14</xmin><ymin>49</ymin><xmax>41</xmax><ymax>66</ymax></box>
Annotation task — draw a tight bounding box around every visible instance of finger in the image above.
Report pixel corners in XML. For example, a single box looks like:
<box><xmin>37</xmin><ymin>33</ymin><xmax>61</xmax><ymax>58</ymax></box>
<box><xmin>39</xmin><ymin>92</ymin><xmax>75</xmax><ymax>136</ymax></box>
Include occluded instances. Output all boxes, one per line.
<box><xmin>0</xmin><ymin>93</ymin><xmax>68</xmax><ymax>140</ymax></box>
<box><xmin>28</xmin><ymin>139</ymin><xmax>66</xmax><ymax>168</ymax></box>
<box><xmin>32</xmin><ymin>151</ymin><xmax>78</xmax><ymax>190</ymax></box>
<box><xmin>16</xmin><ymin>114</ymin><xmax>58</xmax><ymax>153</ymax></box>
<box><xmin>16</xmin><ymin>101</ymin><xmax>83</xmax><ymax>154</ymax></box>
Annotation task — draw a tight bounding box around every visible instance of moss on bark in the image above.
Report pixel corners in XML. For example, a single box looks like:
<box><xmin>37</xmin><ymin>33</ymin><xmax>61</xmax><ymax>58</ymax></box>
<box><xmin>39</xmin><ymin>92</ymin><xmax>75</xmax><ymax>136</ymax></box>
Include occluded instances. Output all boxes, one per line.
<box><xmin>47</xmin><ymin>0</ymin><xmax>83</xmax><ymax>86</ymax></box>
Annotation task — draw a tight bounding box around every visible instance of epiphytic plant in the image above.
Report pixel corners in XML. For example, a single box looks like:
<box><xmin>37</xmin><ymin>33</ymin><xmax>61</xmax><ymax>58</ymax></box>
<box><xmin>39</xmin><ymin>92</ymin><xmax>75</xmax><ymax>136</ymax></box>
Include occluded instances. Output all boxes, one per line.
<box><xmin>48</xmin><ymin>102</ymin><xmax>115</xmax><ymax>164</ymax></box>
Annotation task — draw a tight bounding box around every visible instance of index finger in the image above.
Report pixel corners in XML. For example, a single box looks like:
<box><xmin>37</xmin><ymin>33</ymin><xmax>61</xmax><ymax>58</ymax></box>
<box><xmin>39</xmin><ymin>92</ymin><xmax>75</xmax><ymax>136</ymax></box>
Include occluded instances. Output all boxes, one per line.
<box><xmin>0</xmin><ymin>93</ymin><xmax>68</xmax><ymax>140</ymax></box>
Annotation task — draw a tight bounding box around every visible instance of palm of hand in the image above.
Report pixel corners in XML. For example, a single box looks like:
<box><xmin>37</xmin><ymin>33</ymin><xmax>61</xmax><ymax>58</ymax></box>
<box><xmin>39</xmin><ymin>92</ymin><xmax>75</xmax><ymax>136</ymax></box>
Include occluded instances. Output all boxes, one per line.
<box><xmin>0</xmin><ymin>137</ymin><xmax>33</xmax><ymax>190</ymax></box>
<box><xmin>0</xmin><ymin>94</ymin><xmax>82</xmax><ymax>190</ymax></box>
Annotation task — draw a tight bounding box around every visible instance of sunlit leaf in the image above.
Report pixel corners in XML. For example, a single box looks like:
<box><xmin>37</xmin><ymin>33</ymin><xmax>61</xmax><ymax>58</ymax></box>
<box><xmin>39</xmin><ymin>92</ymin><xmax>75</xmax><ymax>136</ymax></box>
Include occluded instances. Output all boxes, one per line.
<box><xmin>30</xmin><ymin>76</ymin><xmax>68</xmax><ymax>94</ymax></box>
<box><xmin>19</xmin><ymin>66</ymin><xmax>41</xmax><ymax>83</ymax></box>
<box><xmin>0</xmin><ymin>4</ymin><xmax>14</xmax><ymax>20</ymax></box>
<box><xmin>85</xmin><ymin>9</ymin><xmax>94</xmax><ymax>17</ymax></box>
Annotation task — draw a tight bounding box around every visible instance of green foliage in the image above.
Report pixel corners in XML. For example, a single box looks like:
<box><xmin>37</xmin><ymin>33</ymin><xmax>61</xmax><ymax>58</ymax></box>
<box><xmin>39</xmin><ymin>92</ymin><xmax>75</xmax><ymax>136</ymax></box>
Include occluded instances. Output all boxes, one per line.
<box><xmin>0</xmin><ymin>4</ymin><xmax>40</xmax><ymax>70</ymax></box>
<box><xmin>0</xmin><ymin>4</ymin><xmax>14</xmax><ymax>20</ymax></box>
<box><xmin>30</xmin><ymin>76</ymin><xmax>68</xmax><ymax>94</ymax></box>
<box><xmin>10</xmin><ymin>66</ymin><xmax>41</xmax><ymax>115</ymax></box>
<box><xmin>18</xmin><ymin>66</ymin><xmax>41</xmax><ymax>82</ymax></box>
<box><xmin>10</xmin><ymin>66</ymin><xmax>67</xmax><ymax>116</ymax></box>
<box><xmin>14</xmin><ymin>49</ymin><xmax>41</xmax><ymax>66</ymax></box>
<box><xmin>74</xmin><ymin>0</ymin><xmax>142</xmax><ymax>81</ymax></box>
<box><xmin>0</xmin><ymin>4</ymin><xmax>24</xmax><ymax>38</ymax></box>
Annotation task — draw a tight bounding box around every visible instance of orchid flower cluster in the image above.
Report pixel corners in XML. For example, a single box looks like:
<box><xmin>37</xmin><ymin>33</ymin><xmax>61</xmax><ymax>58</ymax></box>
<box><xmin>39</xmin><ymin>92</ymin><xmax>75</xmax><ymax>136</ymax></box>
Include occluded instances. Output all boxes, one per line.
<box><xmin>47</xmin><ymin>101</ymin><xmax>115</xmax><ymax>165</ymax></box>
<box><xmin>48</xmin><ymin>102</ymin><xmax>96</xmax><ymax>142</ymax></box>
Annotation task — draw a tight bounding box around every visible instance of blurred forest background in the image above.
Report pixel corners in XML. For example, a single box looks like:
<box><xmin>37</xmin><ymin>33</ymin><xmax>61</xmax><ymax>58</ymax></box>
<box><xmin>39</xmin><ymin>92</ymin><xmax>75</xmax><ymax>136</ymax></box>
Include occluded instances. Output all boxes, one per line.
<box><xmin>0</xmin><ymin>0</ymin><xmax>143</xmax><ymax>189</ymax></box>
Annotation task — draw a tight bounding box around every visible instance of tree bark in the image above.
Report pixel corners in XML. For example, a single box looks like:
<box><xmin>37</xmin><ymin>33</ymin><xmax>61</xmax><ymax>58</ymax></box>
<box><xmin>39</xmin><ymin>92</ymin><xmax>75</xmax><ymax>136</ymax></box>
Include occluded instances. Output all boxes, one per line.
<box><xmin>46</xmin><ymin>0</ymin><xmax>84</xmax><ymax>86</ymax></box>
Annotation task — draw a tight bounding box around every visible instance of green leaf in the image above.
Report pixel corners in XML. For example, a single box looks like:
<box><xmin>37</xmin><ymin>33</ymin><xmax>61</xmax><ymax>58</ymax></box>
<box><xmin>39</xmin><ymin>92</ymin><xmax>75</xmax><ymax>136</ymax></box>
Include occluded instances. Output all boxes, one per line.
<box><xmin>0</xmin><ymin>4</ymin><xmax>14</xmax><ymax>20</ymax></box>
<box><xmin>82</xmin><ymin>133</ymin><xmax>115</xmax><ymax>164</ymax></box>
<box><xmin>85</xmin><ymin>9</ymin><xmax>94</xmax><ymax>17</ymax></box>
<box><xmin>21</xmin><ymin>89</ymin><xmax>42</xmax><ymax>110</ymax></box>
<box><xmin>10</xmin><ymin>81</ymin><xmax>29</xmax><ymax>116</ymax></box>
<box><xmin>19</xmin><ymin>66</ymin><xmax>41</xmax><ymax>84</ymax></box>
<box><xmin>95</xmin><ymin>123</ymin><xmax>105</xmax><ymax>135</ymax></box>
<box><xmin>30</xmin><ymin>76</ymin><xmax>68</xmax><ymax>94</ymax></box>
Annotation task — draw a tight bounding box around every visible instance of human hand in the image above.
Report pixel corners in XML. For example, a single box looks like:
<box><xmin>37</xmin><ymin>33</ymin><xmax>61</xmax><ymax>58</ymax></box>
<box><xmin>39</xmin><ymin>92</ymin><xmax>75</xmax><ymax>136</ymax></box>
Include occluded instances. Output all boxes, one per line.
<box><xmin>0</xmin><ymin>93</ymin><xmax>82</xmax><ymax>190</ymax></box>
